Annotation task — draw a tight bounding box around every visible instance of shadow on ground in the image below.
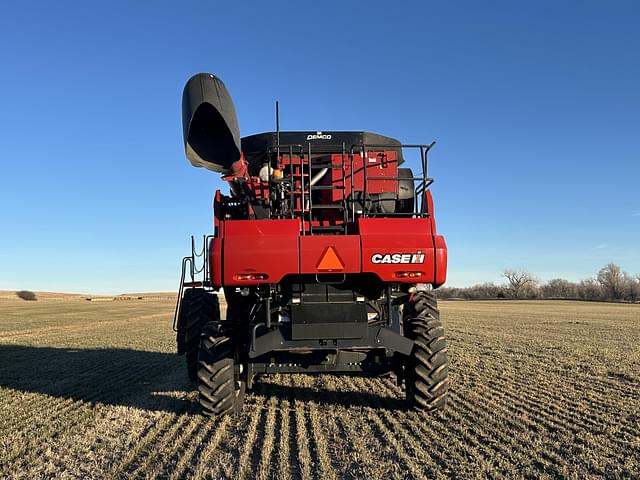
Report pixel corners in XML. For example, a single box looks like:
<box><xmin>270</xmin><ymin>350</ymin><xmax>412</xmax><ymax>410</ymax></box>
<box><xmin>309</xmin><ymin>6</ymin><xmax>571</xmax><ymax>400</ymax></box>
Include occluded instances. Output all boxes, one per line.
<box><xmin>251</xmin><ymin>379</ymin><xmax>406</xmax><ymax>411</ymax></box>
<box><xmin>0</xmin><ymin>344</ymin><xmax>195</xmax><ymax>413</ymax></box>
<box><xmin>0</xmin><ymin>344</ymin><xmax>405</xmax><ymax>413</ymax></box>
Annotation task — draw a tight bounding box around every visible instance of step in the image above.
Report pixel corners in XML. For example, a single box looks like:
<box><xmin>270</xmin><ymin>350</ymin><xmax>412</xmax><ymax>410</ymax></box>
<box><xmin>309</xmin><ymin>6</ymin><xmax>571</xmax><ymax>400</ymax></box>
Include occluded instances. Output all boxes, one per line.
<box><xmin>310</xmin><ymin>185</ymin><xmax>345</xmax><ymax>190</ymax></box>
<box><xmin>310</xmin><ymin>225</ymin><xmax>346</xmax><ymax>232</ymax></box>
<box><xmin>310</xmin><ymin>204</ymin><xmax>345</xmax><ymax>209</ymax></box>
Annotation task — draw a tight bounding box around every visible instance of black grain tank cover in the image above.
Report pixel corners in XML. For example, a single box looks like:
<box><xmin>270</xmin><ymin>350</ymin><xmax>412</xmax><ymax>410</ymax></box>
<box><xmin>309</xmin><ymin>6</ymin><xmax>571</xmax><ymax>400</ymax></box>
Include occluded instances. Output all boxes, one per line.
<box><xmin>241</xmin><ymin>131</ymin><xmax>404</xmax><ymax>171</ymax></box>
<box><xmin>182</xmin><ymin>73</ymin><xmax>241</xmax><ymax>173</ymax></box>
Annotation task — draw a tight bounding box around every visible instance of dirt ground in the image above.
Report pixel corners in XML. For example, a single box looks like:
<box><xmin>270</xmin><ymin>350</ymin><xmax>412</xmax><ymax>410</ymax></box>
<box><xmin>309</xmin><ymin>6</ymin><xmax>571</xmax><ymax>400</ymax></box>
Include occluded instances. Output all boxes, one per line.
<box><xmin>0</xmin><ymin>298</ymin><xmax>638</xmax><ymax>479</ymax></box>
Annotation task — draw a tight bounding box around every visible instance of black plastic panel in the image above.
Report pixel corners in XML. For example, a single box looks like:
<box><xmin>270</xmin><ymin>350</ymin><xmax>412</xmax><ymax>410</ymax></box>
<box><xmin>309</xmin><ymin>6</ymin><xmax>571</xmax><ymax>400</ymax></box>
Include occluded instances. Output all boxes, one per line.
<box><xmin>291</xmin><ymin>303</ymin><xmax>367</xmax><ymax>340</ymax></box>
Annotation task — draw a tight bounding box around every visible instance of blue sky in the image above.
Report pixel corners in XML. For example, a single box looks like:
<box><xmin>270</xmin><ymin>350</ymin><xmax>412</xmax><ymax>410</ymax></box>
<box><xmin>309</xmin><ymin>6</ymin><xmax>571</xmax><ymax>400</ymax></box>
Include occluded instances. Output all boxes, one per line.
<box><xmin>0</xmin><ymin>1</ymin><xmax>638</xmax><ymax>293</ymax></box>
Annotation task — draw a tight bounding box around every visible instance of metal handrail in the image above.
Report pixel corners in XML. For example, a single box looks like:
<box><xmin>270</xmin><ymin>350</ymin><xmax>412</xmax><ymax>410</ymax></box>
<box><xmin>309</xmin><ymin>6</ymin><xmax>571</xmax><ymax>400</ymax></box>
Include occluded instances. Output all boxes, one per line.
<box><xmin>173</xmin><ymin>234</ymin><xmax>215</xmax><ymax>331</ymax></box>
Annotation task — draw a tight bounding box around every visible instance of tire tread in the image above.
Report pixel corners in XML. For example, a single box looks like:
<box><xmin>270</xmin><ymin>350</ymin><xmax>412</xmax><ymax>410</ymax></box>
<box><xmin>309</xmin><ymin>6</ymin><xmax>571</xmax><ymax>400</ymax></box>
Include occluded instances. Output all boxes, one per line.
<box><xmin>405</xmin><ymin>290</ymin><xmax>449</xmax><ymax>412</ymax></box>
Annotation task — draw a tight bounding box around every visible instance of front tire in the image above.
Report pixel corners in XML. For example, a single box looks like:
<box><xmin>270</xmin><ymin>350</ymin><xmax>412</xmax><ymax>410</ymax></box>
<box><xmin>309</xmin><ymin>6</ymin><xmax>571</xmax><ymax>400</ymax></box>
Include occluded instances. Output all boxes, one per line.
<box><xmin>404</xmin><ymin>290</ymin><xmax>449</xmax><ymax>412</ymax></box>
<box><xmin>176</xmin><ymin>289</ymin><xmax>220</xmax><ymax>382</ymax></box>
<box><xmin>197</xmin><ymin>322</ymin><xmax>246</xmax><ymax>416</ymax></box>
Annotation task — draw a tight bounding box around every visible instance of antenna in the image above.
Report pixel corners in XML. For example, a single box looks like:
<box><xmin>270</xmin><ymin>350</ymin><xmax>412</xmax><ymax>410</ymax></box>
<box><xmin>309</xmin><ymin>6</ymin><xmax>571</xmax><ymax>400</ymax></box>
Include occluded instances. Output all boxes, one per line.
<box><xmin>275</xmin><ymin>100</ymin><xmax>280</xmax><ymax>146</ymax></box>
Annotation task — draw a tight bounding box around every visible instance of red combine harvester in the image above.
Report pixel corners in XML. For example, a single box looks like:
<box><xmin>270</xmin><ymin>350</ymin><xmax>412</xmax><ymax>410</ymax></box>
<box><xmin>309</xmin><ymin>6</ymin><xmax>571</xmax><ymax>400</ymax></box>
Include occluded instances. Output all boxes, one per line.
<box><xmin>174</xmin><ymin>73</ymin><xmax>448</xmax><ymax>416</ymax></box>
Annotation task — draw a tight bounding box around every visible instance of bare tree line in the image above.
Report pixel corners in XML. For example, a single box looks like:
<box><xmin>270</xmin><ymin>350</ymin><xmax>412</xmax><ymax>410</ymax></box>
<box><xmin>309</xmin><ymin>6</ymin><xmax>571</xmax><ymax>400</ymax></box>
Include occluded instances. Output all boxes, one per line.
<box><xmin>437</xmin><ymin>263</ymin><xmax>640</xmax><ymax>303</ymax></box>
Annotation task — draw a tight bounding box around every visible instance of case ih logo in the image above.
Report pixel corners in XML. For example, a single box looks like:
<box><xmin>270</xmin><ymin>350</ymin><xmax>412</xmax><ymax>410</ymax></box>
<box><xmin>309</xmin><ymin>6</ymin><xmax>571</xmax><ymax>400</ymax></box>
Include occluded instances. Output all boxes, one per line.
<box><xmin>307</xmin><ymin>131</ymin><xmax>332</xmax><ymax>140</ymax></box>
<box><xmin>371</xmin><ymin>253</ymin><xmax>425</xmax><ymax>264</ymax></box>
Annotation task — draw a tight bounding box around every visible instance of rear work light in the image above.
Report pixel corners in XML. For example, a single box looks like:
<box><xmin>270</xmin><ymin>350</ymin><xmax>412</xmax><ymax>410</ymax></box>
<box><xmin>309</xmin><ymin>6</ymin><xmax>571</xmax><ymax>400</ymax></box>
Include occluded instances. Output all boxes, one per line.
<box><xmin>233</xmin><ymin>273</ymin><xmax>269</xmax><ymax>281</ymax></box>
<box><xmin>395</xmin><ymin>271</ymin><xmax>424</xmax><ymax>279</ymax></box>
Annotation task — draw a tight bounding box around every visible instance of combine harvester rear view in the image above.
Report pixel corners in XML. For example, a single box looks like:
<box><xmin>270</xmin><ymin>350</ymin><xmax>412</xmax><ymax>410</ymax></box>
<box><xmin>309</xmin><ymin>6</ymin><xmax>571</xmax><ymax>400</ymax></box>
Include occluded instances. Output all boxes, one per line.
<box><xmin>174</xmin><ymin>73</ymin><xmax>449</xmax><ymax>416</ymax></box>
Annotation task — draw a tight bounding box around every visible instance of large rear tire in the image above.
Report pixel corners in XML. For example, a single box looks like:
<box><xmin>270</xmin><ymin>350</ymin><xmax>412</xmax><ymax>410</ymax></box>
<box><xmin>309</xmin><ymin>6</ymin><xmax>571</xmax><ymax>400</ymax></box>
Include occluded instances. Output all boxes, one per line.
<box><xmin>404</xmin><ymin>290</ymin><xmax>449</xmax><ymax>412</ymax></box>
<box><xmin>197</xmin><ymin>322</ymin><xmax>246</xmax><ymax>416</ymax></box>
<box><xmin>176</xmin><ymin>289</ymin><xmax>220</xmax><ymax>382</ymax></box>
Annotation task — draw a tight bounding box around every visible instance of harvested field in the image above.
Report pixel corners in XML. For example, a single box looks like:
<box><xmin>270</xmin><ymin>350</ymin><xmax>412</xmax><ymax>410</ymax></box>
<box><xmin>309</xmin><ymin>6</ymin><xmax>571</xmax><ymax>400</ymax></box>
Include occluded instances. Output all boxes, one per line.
<box><xmin>0</xmin><ymin>298</ymin><xmax>638</xmax><ymax>478</ymax></box>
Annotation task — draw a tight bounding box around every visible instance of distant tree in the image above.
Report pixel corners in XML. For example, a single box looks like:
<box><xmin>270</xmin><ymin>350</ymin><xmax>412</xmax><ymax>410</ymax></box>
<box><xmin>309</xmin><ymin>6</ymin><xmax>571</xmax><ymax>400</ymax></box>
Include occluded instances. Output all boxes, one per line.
<box><xmin>622</xmin><ymin>273</ymin><xmax>640</xmax><ymax>303</ymax></box>
<box><xmin>525</xmin><ymin>283</ymin><xmax>543</xmax><ymax>299</ymax></box>
<box><xmin>472</xmin><ymin>282</ymin><xmax>505</xmax><ymax>299</ymax></box>
<box><xmin>436</xmin><ymin>266</ymin><xmax>639</xmax><ymax>303</ymax></box>
<box><xmin>16</xmin><ymin>290</ymin><xmax>37</xmax><ymax>301</ymax></box>
<box><xmin>502</xmin><ymin>269</ymin><xmax>537</xmax><ymax>299</ymax></box>
<box><xmin>541</xmin><ymin>278</ymin><xmax>578</xmax><ymax>299</ymax></box>
<box><xmin>437</xmin><ymin>283</ymin><xmax>507</xmax><ymax>300</ymax></box>
<box><xmin>597</xmin><ymin>263</ymin><xmax>626</xmax><ymax>300</ymax></box>
<box><xmin>577</xmin><ymin>278</ymin><xmax>602</xmax><ymax>300</ymax></box>
<box><xmin>435</xmin><ymin>287</ymin><xmax>459</xmax><ymax>299</ymax></box>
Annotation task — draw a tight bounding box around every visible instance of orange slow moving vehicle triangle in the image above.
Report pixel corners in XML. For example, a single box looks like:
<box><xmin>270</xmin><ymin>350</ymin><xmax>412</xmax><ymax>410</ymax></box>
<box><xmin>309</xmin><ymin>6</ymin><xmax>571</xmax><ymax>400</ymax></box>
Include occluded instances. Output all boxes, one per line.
<box><xmin>317</xmin><ymin>246</ymin><xmax>344</xmax><ymax>271</ymax></box>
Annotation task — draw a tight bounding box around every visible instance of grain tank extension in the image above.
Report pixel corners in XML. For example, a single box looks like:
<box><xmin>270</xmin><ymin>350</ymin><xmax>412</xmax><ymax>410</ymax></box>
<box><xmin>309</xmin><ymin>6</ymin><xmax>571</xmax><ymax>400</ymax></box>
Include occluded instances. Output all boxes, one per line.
<box><xmin>174</xmin><ymin>73</ymin><xmax>449</xmax><ymax>416</ymax></box>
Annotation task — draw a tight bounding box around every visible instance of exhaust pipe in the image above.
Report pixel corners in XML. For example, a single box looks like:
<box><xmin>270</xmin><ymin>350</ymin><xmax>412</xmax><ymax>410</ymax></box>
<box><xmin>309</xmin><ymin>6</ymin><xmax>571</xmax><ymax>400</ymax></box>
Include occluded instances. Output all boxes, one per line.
<box><xmin>182</xmin><ymin>73</ymin><xmax>241</xmax><ymax>173</ymax></box>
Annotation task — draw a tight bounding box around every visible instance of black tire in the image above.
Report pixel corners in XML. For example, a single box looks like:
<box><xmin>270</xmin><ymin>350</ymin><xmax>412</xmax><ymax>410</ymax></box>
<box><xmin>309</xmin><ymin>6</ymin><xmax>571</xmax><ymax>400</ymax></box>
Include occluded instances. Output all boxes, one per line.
<box><xmin>197</xmin><ymin>322</ymin><xmax>246</xmax><ymax>416</ymax></box>
<box><xmin>176</xmin><ymin>289</ymin><xmax>220</xmax><ymax>382</ymax></box>
<box><xmin>404</xmin><ymin>290</ymin><xmax>449</xmax><ymax>412</ymax></box>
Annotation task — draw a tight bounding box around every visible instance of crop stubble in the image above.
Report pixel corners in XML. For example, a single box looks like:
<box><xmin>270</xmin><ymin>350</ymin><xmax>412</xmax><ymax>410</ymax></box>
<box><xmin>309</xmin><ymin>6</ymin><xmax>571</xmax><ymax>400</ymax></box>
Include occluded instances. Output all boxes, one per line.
<box><xmin>0</xmin><ymin>298</ymin><xmax>638</xmax><ymax>479</ymax></box>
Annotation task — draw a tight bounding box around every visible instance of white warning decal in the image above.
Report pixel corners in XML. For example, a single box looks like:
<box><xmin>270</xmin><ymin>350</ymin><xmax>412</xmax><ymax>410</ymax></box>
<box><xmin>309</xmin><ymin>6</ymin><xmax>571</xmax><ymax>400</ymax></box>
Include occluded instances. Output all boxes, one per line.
<box><xmin>371</xmin><ymin>253</ymin><xmax>425</xmax><ymax>264</ymax></box>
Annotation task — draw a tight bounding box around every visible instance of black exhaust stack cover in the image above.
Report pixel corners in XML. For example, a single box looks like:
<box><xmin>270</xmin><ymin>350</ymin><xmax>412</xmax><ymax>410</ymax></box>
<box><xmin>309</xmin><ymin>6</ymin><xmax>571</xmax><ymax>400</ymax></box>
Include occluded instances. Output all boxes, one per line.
<box><xmin>182</xmin><ymin>73</ymin><xmax>241</xmax><ymax>173</ymax></box>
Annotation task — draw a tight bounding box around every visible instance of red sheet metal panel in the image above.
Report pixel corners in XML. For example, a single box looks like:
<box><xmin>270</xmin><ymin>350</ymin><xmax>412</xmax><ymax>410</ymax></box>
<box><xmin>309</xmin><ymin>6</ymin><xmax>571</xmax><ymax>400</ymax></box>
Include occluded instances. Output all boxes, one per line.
<box><xmin>359</xmin><ymin>218</ymin><xmax>435</xmax><ymax>283</ymax></box>
<box><xmin>299</xmin><ymin>235</ymin><xmax>361</xmax><ymax>273</ymax></box>
<box><xmin>209</xmin><ymin>237</ymin><xmax>223</xmax><ymax>288</ymax></box>
<box><xmin>331</xmin><ymin>151</ymin><xmax>399</xmax><ymax>202</ymax></box>
<box><xmin>222</xmin><ymin>219</ymin><xmax>300</xmax><ymax>285</ymax></box>
<box><xmin>434</xmin><ymin>234</ymin><xmax>448</xmax><ymax>287</ymax></box>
